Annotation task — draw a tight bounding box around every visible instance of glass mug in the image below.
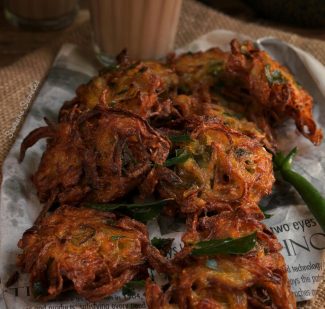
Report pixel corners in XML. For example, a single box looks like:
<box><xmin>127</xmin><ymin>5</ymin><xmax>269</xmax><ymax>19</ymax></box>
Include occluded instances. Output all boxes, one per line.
<box><xmin>4</xmin><ymin>0</ymin><xmax>79</xmax><ymax>30</ymax></box>
<box><xmin>89</xmin><ymin>0</ymin><xmax>183</xmax><ymax>64</ymax></box>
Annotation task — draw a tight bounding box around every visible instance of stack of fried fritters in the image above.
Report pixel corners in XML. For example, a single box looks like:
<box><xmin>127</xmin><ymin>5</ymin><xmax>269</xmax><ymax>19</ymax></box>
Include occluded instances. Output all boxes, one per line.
<box><xmin>18</xmin><ymin>40</ymin><xmax>322</xmax><ymax>308</ymax></box>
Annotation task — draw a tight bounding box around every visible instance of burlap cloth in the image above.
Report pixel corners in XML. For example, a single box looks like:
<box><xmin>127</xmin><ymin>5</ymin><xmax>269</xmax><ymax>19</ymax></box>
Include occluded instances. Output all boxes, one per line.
<box><xmin>0</xmin><ymin>0</ymin><xmax>324</xmax><ymax>307</ymax></box>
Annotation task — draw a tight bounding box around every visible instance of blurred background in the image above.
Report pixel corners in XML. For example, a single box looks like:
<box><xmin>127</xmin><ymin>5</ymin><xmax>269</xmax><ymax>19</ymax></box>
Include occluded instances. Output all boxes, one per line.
<box><xmin>0</xmin><ymin>0</ymin><xmax>324</xmax><ymax>67</ymax></box>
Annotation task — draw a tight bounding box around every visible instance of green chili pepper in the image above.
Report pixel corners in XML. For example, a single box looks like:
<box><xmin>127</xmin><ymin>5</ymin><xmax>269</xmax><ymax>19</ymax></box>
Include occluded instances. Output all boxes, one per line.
<box><xmin>273</xmin><ymin>147</ymin><xmax>325</xmax><ymax>232</ymax></box>
<box><xmin>191</xmin><ymin>232</ymin><xmax>257</xmax><ymax>256</ymax></box>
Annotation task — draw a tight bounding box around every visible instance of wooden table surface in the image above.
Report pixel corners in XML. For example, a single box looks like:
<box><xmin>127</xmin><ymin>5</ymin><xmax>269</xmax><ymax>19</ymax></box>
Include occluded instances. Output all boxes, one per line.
<box><xmin>0</xmin><ymin>0</ymin><xmax>324</xmax><ymax>68</ymax></box>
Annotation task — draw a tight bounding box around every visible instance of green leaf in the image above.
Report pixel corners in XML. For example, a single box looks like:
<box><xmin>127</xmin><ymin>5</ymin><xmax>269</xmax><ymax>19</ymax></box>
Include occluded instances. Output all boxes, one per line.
<box><xmin>130</xmin><ymin>204</ymin><xmax>162</xmax><ymax>222</ymax></box>
<box><xmin>258</xmin><ymin>205</ymin><xmax>273</xmax><ymax>219</ymax></box>
<box><xmin>164</xmin><ymin>151</ymin><xmax>191</xmax><ymax>167</ymax></box>
<box><xmin>122</xmin><ymin>280</ymin><xmax>145</xmax><ymax>296</ymax></box>
<box><xmin>191</xmin><ymin>232</ymin><xmax>257</xmax><ymax>256</ymax></box>
<box><xmin>85</xmin><ymin>199</ymin><xmax>173</xmax><ymax>212</ymax></box>
<box><xmin>85</xmin><ymin>203</ymin><xmax>121</xmax><ymax>212</ymax></box>
<box><xmin>86</xmin><ymin>199</ymin><xmax>173</xmax><ymax>223</ymax></box>
<box><xmin>208</xmin><ymin>61</ymin><xmax>224</xmax><ymax>77</ymax></box>
<box><xmin>128</xmin><ymin>198</ymin><xmax>174</xmax><ymax>223</ymax></box>
<box><xmin>265</xmin><ymin>64</ymin><xmax>286</xmax><ymax>85</ymax></box>
<box><xmin>126</xmin><ymin>199</ymin><xmax>173</xmax><ymax>209</ymax></box>
<box><xmin>169</xmin><ymin>134</ymin><xmax>192</xmax><ymax>143</ymax></box>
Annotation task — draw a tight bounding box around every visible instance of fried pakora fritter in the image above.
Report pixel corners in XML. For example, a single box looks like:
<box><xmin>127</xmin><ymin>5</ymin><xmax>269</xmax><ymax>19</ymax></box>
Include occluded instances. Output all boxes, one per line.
<box><xmin>171</xmin><ymin>93</ymin><xmax>272</xmax><ymax>149</ymax></box>
<box><xmin>222</xmin><ymin>39</ymin><xmax>323</xmax><ymax>145</ymax></box>
<box><xmin>146</xmin><ymin>254</ymin><xmax>294</xmax><ymax>309</ymax></box>
<box><xmin>146</xmin><ymin>211</ymin><xmax>295</xmax><ymax>309</ymax></box>
<box><xmin>18</xmin><ymin>39</ymin><xmax>321</xmax><ymax>306</ymax></box>
<box><xmin>59</xmin><ymin>56</ymin><xmax>178</xmax><ymax>122</ymax></box>
<box><xmin>171</xmin><ymin>39</ymin><xmax>322</xmax><ymax>145</ymax></box>
<box><xmin>170</xmin><ymin>48</ymin><xmax>227</xmax><ymax>92</ymax></box>
<box><xmin>17</xmin><ymin>206</ymin><xmax>168</xmax><ymax>302</ymax></box>
<box><xmin>154</xmin><ymin>117</ymin><xmax>274</xmax><ymax>215</ymax></box>
<box><xmin>20</xmin><ymin>109</ymin><xmax>170</xmax><ymax>206</ymax></box>
<box><xmin>182</xmin><ymin>208</ymin><xmax>279</xmax><ymax>247</ymax></box>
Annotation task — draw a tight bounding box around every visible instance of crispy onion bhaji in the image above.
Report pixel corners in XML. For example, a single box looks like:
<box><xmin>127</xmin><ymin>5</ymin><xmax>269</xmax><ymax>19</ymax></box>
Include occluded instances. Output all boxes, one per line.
<box><xmin>171</xmin><ymin>39</ymin><xmax>322</xmax><ymax>146</ymax></box>
<box><xmin>171</xmin><ymin>93</ymin><xmax>272</xmax><ymax>149</ymax></box>
<box><xmin>20</xmin><ymin>109</ymin><xmax>170</xmax><ymax>206</ymax></box>
<box><xmin>17</xmin><ymin>206</ymin><xmax>169</xmax><ymax>302</ymax></box>
<box><xmin>17</xmin><ymin>40</ymin><xmax>322</xmax><ymax>306</ymax></box>
<box><xmin>154</xmin><ymin>117</ymin><xmax>274</xmax><ymax>215</ymax></box>
<box><xmin>170</xmin><ymin>48</ymin><xmax>227</xmax><ymax>92</ymax></box>
<box><xmin>59</xmin><ymin>55</ymin><xmax>178</xmax><ymax>122</ymax></box>
<box><xmin>146</xmin><ymin>210</ymin><xmax>295</xmax><ymax>309</ymax></box>
<box><xmin>223</xmin><ymin>39</ymin><xmax>323</xmax><ymax>145</ymax></box>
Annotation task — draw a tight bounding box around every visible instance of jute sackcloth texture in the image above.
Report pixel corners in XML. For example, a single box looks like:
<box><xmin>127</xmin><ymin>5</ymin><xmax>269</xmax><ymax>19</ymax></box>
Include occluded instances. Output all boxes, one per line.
<box><xmin>0</xmin><ymin>0</ymin><xmax>324</xmax><ymax>307</ymax></box>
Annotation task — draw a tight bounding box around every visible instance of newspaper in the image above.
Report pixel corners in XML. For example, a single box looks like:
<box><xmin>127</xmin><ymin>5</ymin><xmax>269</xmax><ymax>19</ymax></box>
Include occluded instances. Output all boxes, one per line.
<box><xmin>1</xmin><ymin>30</ymin><xmax>325</xmax><ymax>308</ymax></box>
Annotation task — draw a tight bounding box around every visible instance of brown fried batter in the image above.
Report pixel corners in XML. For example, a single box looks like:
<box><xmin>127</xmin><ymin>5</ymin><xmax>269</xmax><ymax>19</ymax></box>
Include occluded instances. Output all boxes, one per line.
<box><xmin>17</xmin><ymin>39</ymin><xmax>321</xmax><ymax>306</ymax></box>
<box><xmin>182</xmin><ymin>209</ymin><xmax>280</xmax><ymax>248</ymax></box>
<box><xmin>155</xmin><ymin>117</ymin><xmax>274</xmax><ymax>215</ymax></box>
<box><xmin>171</xmin><ymin>92</ymin><xmax>273</xmax><ymax>149</ymax></box>
<box><xmin>170</xmin><ymin>48</ymin><xmax>227</xmax><ymax>91</ymax></box>
<box><xmin>17</xmin><ymin>206</ymin><xmax>168</xmax><ymax>302</ymax></box>
<box><xmin>146</xmin><ymin>253</ymin><xmax>294</xmax><ymax>309</ymax></box>
<box><xmin>172</xmin><ymin>40</ymin><xmax>322</xmax><ymax>145</ymax></box>
<box><xmin>146</xmin><ymin>211</ymin><xmax>295</xmax><ymax>309</ymax></box>
<box><xmin>59</xmin><ymin>58</ymin><xmax>178</xmax><ymax>122</ymax></box>
<box><xmin>223</xmin><ymin>39</ymin><xmax>323</xmax><ymax>145</ymax></box>
<box><xmin>20</xmin><ymin>109</ymin><xmax>170</xmax><ymax>206</ymax></box>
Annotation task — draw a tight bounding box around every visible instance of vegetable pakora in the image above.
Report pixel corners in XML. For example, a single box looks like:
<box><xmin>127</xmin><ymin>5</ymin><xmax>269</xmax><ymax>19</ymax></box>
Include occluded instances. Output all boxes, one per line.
<box><xmin>17</xmin><ymin>206</ymin><xmax>168</xmax><ymax>302</ymax></box>
<box><xmin>20</xmin><ymin>109</ymin><xmax>170</xmax><ymax>206</ymax></box>
<box><xmin>146</xmin><ymin>252</ymin><xmax>295</xmax><ymax>309</ymax></box>
<box><xmin>154</xmin><ymin>117</ymin><xmax>274</xmax><ymax>215</ymax></box>
<box><xmin>59</xmin><ymin>55</ymin><xmax>178</xmax><ymax>122</ymax></box>
<box><xmin>171</xmin><ymin>39</ymin><xmax>323</xmax><ymax>145</ymax></box>
<box><xmin>17</xmin><ymin>39</ymin><xmax>322</xmax><ymax>306</ymax></box>
<box><xmin>146</xmin><ymin>210</ymin><xmax>295</xmax><ymax>309</ymax></box>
